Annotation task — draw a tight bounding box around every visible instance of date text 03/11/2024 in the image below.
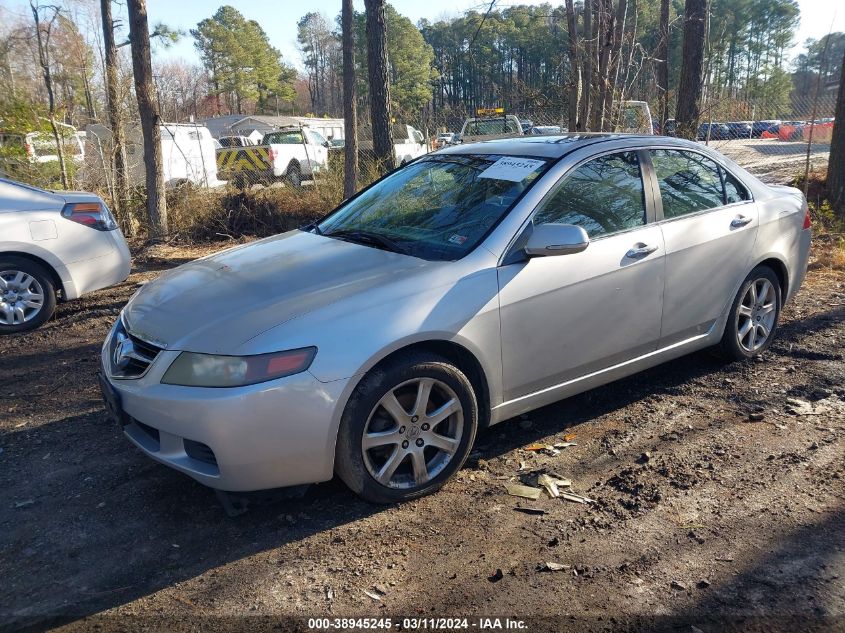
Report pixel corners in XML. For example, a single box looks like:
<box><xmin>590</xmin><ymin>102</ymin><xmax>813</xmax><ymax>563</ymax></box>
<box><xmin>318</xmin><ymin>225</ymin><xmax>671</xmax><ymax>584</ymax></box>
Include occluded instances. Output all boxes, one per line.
<box><xmin>307</xmin><ymin>617</ymin><xmax>529</xmax><ymax>630</ymax></box>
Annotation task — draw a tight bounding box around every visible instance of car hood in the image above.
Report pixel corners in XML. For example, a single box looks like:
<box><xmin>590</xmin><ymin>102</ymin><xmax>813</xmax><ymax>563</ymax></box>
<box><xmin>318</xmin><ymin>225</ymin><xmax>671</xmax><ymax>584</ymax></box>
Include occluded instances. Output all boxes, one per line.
<box><xmin>123</xmin><ymin>230</ymin><xmax>437</xmax><ymax>354</ymax></box>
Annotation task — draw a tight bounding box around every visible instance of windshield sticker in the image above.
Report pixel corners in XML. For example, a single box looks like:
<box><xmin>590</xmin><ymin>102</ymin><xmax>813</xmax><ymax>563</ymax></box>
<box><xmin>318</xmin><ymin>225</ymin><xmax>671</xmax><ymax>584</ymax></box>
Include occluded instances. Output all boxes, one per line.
<box><xmin>478</xmin><ymin>157</ymin><xmax>545</xmax><ymax>182</ymax></box>
<box><xmin>448</xmin><ymin>234</ymin><xmax>467</xmax><ymax>245</ymax></box>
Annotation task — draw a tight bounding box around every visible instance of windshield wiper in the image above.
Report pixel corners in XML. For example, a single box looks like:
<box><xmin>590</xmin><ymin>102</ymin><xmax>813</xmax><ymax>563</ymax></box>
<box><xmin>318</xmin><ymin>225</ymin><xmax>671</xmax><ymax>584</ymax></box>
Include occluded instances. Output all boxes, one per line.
<box><xmin>301</xmin><ymin>221</ymin><xmax>323</xmax><ymax>235</ymax></box>
<box><xmin>324</xmin><ymin>229</ymin><xmax>411</xmax><ymax>256</ymax></box>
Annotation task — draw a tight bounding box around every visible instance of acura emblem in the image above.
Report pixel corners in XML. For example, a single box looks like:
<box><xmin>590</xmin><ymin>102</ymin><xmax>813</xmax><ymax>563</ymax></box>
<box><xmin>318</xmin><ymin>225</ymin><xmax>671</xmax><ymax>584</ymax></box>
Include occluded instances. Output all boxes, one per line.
<box><xmin>112</xmin><ymin>332</ymin><xmax>135</xmax><ymax>370</ymax></box>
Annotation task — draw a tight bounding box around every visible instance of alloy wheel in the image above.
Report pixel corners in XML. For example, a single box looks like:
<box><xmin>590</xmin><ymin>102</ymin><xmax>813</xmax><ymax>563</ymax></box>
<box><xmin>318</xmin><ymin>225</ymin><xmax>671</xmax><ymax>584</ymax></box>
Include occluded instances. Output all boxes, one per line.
<box><xmin>0</xmin><ymin>270</ymin><xmax>45</xmax><ymax>326</ymax></box>
<box><xmin>736</xmin><ymin>278</ymin><xmax>776</xmax><ymax>353</ymax></box>
<box><xmin>362</xmin><ymin>377</ymin><xmax>463</xmax><ymax>489</ymax></box>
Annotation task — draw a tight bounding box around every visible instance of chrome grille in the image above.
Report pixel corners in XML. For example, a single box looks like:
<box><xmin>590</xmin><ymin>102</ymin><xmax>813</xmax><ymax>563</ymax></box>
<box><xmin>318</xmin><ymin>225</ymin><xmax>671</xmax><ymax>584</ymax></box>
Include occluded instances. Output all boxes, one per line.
<box><xmin>109</xmin><ymin>319</ymin><xmax>162</xmax><ymax>379</ymax></box>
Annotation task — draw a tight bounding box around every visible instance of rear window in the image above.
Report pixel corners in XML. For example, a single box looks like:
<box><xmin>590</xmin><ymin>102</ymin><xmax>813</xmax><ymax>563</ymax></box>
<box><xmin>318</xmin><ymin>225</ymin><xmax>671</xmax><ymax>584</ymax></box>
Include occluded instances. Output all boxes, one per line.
<box><xmin>264</xmin><ymin>130</ymin><xmax>304</xmax><ymax>144</ymax></box>
<box><xmin>463</xmin><ymin>118</ymin><xmax>521</xmax><ymax>136</ymax></box>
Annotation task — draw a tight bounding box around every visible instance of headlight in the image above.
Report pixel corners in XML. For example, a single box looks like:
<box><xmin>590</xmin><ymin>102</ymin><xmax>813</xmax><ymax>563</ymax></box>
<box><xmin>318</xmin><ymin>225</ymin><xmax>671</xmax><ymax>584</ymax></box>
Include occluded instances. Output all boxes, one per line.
<box><xmin>161</xmin><ymin>347</ymin><xmax>316</xmax><ymax>388</ymax></box>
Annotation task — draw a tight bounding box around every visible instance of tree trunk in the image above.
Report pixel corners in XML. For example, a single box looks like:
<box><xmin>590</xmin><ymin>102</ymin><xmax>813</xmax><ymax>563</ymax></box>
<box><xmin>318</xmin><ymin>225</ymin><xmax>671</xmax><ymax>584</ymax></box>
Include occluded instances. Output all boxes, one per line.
<box><xmin>579</xmin><ymin>0</ymin><xmax>593</xmax><ymax>130</ymax></box>
<box><xmin>564</xmin><ymin>0</ymin><xmax>581</xmax><ymax>132</ymax></box>
<box><xmin>342</xmin><ymin>0</ymin><xmax>358</xmax><ymax>198</ymax></box>
<box><xmin>127</xmin><ymin>0</ymin><xmax>167</xmax><ymax>238</ymax></box>
<box><xmin>593</xmin><ymin>0</ymin><xmax>613</xmax><ymax>131</ymax></box>
<box><xmin>828</xmin><ymin>45</ymin><xmax>845</xmax><ymax>216</ymax></box>
<box><xmin>675</xmin><ymin>0</ymin><xmax>707</xmax><ymax>139</ymax></box>
<box><xmin>364</xmin><ymin>0</ymin><xmax>394</xmax><ymax>174</ymax></box>
<box><xmin>30</xmin><ymin>2</ymin><xmax>69</xmax><ymax>190</ymax></box>
<box><xmin>602</xmin><ymin>0</ymin><xmax>627</xmax><ymax>130</ymax></box>
<box><xmin>657</xmin><ymin>0</ymin><xmax>670</xmax><ymax>130</ymax></box>
<box><xmin>100</xmin><ymin>0</ymin><xmax>130</xmax><ymax>228</ymax></box>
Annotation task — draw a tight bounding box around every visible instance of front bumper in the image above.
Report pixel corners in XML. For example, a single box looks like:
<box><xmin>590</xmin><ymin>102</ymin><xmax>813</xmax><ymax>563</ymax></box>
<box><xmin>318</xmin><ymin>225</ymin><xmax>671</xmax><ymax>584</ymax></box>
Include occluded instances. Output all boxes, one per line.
<box><xmin>100</xmin><ymin>341</ymin><xmax>349</xmax><ymax>491</ymax></box>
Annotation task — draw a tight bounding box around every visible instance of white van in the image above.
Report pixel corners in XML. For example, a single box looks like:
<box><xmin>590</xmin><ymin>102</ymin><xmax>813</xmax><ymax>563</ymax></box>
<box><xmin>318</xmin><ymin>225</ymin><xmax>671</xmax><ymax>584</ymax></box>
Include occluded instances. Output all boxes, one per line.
<box><xmin>87</xmin><ymin>123</ymin><xmax>224</xmax><ymax>188</ymax></box>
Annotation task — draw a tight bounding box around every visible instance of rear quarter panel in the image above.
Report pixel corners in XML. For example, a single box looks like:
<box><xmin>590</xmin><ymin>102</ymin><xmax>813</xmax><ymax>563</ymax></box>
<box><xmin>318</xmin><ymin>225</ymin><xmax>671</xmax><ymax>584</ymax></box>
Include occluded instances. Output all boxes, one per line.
<box><xmin>753</xmin><ymin>185</ymin><xmax>810</xmax><ymax>303</ymax></box>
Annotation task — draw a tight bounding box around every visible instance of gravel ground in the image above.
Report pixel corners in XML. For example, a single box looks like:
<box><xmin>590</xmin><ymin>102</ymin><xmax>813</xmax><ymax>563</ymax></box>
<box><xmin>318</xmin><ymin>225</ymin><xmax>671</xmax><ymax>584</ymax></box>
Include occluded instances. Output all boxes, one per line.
<box><xmin>1</xmin><ymin>241</ymin><xmax>844</xmax><ymax>632</ymax></box>
<box><xmin>704</xmin><ymin>137</ymin><xmax>830</xmax><ymax>185</ymax></box>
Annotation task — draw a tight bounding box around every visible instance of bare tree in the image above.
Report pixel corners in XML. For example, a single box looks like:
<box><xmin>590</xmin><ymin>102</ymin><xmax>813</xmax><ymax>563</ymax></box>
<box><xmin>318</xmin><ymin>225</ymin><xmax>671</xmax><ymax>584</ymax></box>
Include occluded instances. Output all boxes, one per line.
<box><xmin>828</xmin><ymin>44</ymin><xmax>845</xmax><ymax>215</ymax></box>
<box><xmin>593</xmin><ymin>0</ymin><xmax>612</xmax><ymax>130</ymax></box>
<box><xmin>30</xmin><ymin>1</ymin><xmax>69</xmax><ymax>189</ymax></box>
<box><xmin>657</xmin><ymin>0</ymin><xmax>670</xmax><ymax>129</ymax></box>
<box><xmin>675</xmin><ymin>0</ymin><xmax>707</xmax><ymax>139</ymax></box>
<box><xmin>579</xmin><ymin>0</ymin><xmax>594</xmax><ymax>130</ymax></box>
<box><xmin>342</xmin><ymin>0</ymin><xmax>358</xmax><ymax>198</ymax></box>
<box><xmin>127</xmin><ymin>0</ymin><xmax>167</xmax><ymax>238</ymax></box>
<box><xmin>364</xmin><ymin>0</ymin><xmax>394</xmax><ymax>173</ymax></box>
<box><xmin>100</xmin><ymin>0</ymin><xmax>129</xmax><ymax>225</ymax></box>
<box><xmin>601</xmin><ymin>0</ymin><xmax>628</xmax><ymax>129</ymax></box>
<box><xmin>564</xmin><ymin>0</ymin><xmax>581</xmax><ymax>132</ymax></box>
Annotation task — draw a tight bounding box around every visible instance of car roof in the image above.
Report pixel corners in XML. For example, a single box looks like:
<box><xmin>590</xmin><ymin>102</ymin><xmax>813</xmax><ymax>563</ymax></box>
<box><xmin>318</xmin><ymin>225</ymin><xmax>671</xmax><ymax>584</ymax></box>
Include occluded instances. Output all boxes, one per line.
<box><xmin>434</xmin><ymin>133</ymin><xmax>702</xmax><ymax>160</ymax></box>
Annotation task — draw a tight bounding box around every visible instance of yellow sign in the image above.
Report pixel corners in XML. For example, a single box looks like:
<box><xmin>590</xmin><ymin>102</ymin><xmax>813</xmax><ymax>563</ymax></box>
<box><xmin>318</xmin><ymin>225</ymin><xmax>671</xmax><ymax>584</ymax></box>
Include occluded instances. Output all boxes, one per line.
<box><xmin>476</xmin><ymin>107</ymin><xmax>505</xmax><ymax>116</ymax></box>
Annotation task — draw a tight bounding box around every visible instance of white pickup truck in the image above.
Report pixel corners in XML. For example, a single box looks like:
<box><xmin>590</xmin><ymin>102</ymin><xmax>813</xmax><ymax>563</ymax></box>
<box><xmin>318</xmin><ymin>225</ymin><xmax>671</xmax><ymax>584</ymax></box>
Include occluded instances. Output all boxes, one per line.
<box><xmin>359</xmin><ymin>124</ymin><xmax>429</xmax><ymax>166</ymax></box>
<box><xmin>392</xmin><ymin>124</ymin><xmax>429</xmax><ymax>164</ymax></box>
<box><xmin>216</xmin><ymin>126</ymin><xmax>330</xmax><ymax>186</ymax></box>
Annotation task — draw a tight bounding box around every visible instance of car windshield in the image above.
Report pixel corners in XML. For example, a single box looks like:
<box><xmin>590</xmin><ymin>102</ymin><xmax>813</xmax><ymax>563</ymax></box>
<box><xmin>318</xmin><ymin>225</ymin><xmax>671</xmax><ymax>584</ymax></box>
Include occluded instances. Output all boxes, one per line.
<box><xmin>316</xmin><ymin>154</ymin><xmax>549</xmax><ymax>261</ymax></box>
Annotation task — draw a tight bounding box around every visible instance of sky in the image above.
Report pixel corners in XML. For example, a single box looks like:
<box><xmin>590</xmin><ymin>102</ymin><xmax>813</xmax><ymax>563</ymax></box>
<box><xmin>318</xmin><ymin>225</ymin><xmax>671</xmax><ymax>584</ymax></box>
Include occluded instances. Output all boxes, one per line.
<box><xmin>2</xmin><ymin>0</ymin><xmax>842</xmax><ymax>71</ymax></box>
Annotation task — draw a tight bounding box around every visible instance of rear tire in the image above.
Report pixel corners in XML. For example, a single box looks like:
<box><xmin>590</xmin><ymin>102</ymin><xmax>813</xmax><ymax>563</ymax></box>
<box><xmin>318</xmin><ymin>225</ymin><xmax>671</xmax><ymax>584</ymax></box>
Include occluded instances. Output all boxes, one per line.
<box><xmin>719</xmin><ymin>265</ymin><xmax>781</xmax><ymax>360</ymax></box>
<box><xmin>0</xmin><ymin>256</ymin><xmax>56</xmax><ymax>335</ymax></box>
<box><xmin>335</xmin><ymin>352</ymin><xmax>478</xmax><ymax>504</ymax></box>
<box><xmin>286</xmin><ymin>163</ymin><xmax>302</xmax><ymax>188</ymax></box>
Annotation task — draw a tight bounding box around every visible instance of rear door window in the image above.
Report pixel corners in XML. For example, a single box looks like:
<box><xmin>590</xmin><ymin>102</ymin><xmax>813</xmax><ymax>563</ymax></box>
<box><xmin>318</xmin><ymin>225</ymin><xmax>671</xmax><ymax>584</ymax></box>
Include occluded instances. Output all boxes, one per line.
<box><xmin>650</xmin><ymin>149</ymin><xmax>726</xmax><ymax>218</ymax></box>
<box><xmin>722</xmin><ymin>169</ymin><xmax>750</xmax><ymax>204</ymax></box>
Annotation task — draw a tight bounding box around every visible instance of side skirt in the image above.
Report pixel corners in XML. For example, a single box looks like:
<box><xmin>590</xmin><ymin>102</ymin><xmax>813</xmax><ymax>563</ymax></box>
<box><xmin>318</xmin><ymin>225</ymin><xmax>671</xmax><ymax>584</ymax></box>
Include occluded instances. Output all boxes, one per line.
<box><xmin>490</xmin><ymin>329</ymin><xmax>717</xmax><ymax>424</ymax></box>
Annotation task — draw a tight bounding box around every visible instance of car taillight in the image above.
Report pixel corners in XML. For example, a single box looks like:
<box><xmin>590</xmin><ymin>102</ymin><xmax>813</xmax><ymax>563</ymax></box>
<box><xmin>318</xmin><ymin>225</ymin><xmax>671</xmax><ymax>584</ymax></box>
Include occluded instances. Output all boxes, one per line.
<box><xmin>24</xmin><ymin>143</ymin><xmax>34</xmax><ymax>157</ymax></box>
<box><xmin>267</xmin><ymin>147</ymin><xmax>277</xmax><ymax>161</ymax></box>
<box><xmin>61</xmin><ymin>201</ymin><xmax>118</xmax><ymax>231</ymax></box>
<box><xmin>802</xmin><ymin>203</ymin><xmax>811</xmax><ymax>230</ymax></box>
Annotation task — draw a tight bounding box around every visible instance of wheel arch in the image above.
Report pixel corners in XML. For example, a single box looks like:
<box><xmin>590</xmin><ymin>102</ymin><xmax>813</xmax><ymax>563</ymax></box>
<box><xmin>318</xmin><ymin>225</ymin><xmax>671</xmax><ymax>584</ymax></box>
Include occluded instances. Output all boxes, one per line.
<box><xmin>0</xmin><ymin>249</ymin><xmax>65</xmax><ymax>299</ymax></box>
<box><xmin>753</xmin><ymin>256</ymin><xmax>789</xmax><ymax>298</ymax></box>
<box><xmin>348</xmin><ymin>339</ymin><xmax>492</xmax><ymax>430</ymax></box>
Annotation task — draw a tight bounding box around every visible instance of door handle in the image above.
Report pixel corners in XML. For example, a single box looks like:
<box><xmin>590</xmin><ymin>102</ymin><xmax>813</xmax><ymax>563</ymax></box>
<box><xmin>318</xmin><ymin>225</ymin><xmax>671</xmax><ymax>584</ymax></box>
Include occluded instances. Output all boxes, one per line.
<box><xmin>731</xmin><ymin>215</ymin><xmax>753</xmax><ymax>228</ymax></box>
<box><xmin>625</xmin><ymin>243</ymin><xmax>659</xmax><ymax>259</ymax></box>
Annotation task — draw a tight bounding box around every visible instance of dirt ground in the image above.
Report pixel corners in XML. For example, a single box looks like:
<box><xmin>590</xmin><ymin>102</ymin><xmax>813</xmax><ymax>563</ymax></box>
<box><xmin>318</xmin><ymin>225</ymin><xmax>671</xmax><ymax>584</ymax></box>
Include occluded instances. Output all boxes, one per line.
<box><xmin>2</xmin><ymin>237</ymin><xmax>845</xmax><ymax>632</ymax></box>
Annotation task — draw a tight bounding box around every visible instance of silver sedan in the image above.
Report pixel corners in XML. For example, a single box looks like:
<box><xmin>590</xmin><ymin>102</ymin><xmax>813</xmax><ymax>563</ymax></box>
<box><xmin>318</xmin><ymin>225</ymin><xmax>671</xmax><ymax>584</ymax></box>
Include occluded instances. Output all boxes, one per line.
<box><xmin>99</xmin><ymin>134</ymin><xmax>811</xmax><ymax>503</ymax></box>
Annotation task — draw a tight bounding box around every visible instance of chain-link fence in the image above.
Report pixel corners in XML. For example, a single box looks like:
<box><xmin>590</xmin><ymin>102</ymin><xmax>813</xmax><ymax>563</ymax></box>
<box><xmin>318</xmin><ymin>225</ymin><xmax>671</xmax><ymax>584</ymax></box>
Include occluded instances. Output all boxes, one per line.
<box><xmin>0</xmin><ymin>93</ymin><xmax>834</xmax><ymax>238</ymax></box>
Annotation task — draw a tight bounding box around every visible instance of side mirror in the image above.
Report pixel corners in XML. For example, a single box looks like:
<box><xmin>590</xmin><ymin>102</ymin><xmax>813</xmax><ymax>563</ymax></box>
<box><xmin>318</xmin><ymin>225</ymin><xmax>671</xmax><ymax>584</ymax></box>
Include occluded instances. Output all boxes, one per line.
<box><xmin>323</xmin><ymin>141</ymin><xmax>331</xmax><ymax>148</ymax></box>
<box><xmin>524</xmin><ymin>223</ymin><xmax>589</xmax><ymax>257</ymax></box>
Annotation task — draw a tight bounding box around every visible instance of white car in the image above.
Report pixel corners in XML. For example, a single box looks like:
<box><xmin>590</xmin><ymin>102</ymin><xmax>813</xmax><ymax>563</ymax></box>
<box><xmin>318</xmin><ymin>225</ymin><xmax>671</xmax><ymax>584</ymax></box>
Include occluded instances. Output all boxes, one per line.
<box><xmin>0</xmin><ymin>178</ymin><xmax>131</xmax><ymax>334</ymax></box>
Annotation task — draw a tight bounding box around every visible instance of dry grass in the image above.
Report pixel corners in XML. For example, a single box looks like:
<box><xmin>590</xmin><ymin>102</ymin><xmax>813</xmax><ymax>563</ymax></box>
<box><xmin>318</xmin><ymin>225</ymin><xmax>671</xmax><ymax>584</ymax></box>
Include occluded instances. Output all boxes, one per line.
<box><xmin>165</xmin><ymin>181</ymin><xmax>339</xmax><ymax>243</ymax></box>
<box><xmin>812</xmin><ymin>238</ymin><xmax>845</xmax><ymax>271</ymax></box>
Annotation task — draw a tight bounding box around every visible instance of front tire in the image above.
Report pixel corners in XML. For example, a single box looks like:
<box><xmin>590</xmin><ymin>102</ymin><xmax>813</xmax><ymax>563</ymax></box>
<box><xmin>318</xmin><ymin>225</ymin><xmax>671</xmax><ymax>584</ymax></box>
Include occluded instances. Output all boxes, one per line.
<box><xmin>0</xmin><ymin>256</ymin><xmax>56</xmax><ymax>334</ymax></box>
<box><xmin>335</xmin><ymin>352</ymin><xmax>478</xmax><ymax>504</ymax></box>
<box><xmin>719</xmin><ymin>265</ymin><xmax>781</xmax><ymax>360</ymax></box>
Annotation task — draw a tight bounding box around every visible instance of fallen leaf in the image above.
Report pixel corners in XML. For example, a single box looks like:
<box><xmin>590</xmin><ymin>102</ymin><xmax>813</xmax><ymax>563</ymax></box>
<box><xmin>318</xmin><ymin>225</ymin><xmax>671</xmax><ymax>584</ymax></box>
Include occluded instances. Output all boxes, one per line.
<box><xmin>525</xmin><ymin>443</ymin><xmax>547</xmax><ymax>451</ymax></box>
